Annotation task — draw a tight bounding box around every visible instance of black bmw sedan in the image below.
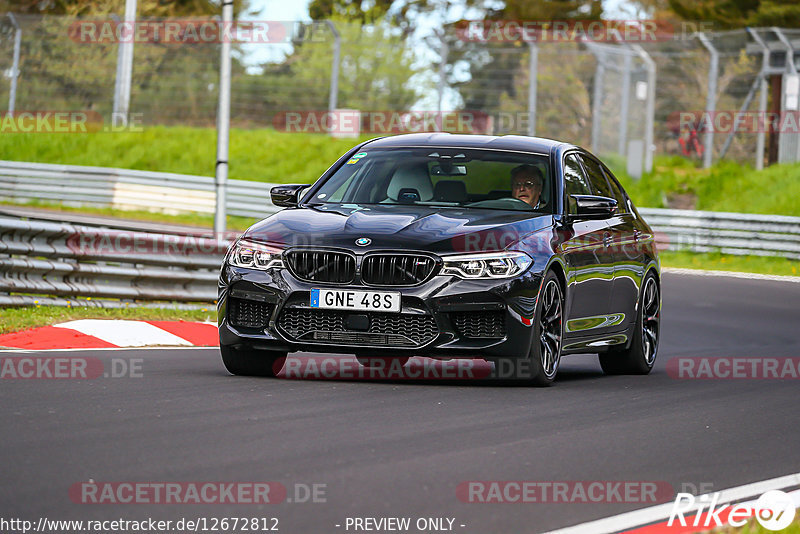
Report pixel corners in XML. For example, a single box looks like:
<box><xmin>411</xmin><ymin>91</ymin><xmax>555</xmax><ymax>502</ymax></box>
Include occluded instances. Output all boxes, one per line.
<box><xmin>218</xmin><ymin>133</ymin><xmax>661</xmax><ymax>386</ymax></box>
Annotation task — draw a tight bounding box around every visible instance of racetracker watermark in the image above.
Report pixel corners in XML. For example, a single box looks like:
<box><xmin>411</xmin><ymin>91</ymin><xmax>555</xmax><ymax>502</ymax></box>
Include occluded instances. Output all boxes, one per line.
<box><xmin>273</xmin><ymin>110</ymin><xmax>493</xmax><ymax>135</ymax></box>
<box><xmin>69</xmin><ymin>20</ymin><xmax>331</xmax><ymax>44</ymax></box>
<box><xmin>66</xmin><ymin>231</ymin><xmax>236</xmax><ymax>256</ymax></box>
<box><xmin>69</xmin><ymin>482</ymin><xmax>286</xmax><ymax>504</ymax></box>
<box><xmin>0</xmin><ymin>357</ymin><xmax>142</xmax><ymax>379</ymax></box>
<box><xmin>68</xmin><ymin>482</ymin><xmax>326</xmax><ymax>505</ymax></box>
<box><xmin>677</xmin><ymin>111</ymin><xmax>800</xmax><ymax>134</ymax></box>
<box><xmin>454</xmin><ymin>20</ymin><xmax>713</xmax><ymax>43</ymax></box>
<box><xmin>457</xmin><ymin>481</ymin><xmax>674</xmax><ymax>503</ymax></box>
<box><xmin>0</xmin><ymin>112</ymin><xmax>143</xmax><ymax>133</ymax></box>
<box><xmin>667</xmin><ymin>357</ymin><xmax>800</xmax><ymax>380</ymax></box>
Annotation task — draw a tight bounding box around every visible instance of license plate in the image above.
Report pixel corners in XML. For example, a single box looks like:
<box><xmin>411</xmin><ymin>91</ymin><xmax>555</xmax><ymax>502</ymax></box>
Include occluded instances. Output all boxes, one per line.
<box><xmin>310</xmin><ymin>288</ymin><xmax>401</xmax><ymax>313</ymax></box>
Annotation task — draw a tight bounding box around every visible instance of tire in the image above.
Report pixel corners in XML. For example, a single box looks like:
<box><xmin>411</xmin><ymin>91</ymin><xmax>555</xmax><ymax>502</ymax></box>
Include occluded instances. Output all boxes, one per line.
<box><xmin>496</xmin><ymin>270</ymin><xmax>564</xmax><ymax>387</ymax></box>
<box><xmin>220</xmin><ymin>345</ymin><xmax>287</xmax><ymax>377</ymax></box>
<box><xmin>356</xmin><ymin>356</ymin><xmax>410</xmax><ymax>369</ymax></box>
<box><xmin>599</xmin><ymin>273</ymin><xmax>660</xmax><ymax>375</ymax></box>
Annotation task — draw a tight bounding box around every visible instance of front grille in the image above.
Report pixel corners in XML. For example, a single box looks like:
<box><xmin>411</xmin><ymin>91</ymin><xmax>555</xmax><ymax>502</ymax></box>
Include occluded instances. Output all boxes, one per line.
<box><xmin>285</xmin><ymin>250</ymin><xmax>355</xmax><ymax>283</ymax></box>
<box><xmin>229</xmin><ymin>298</ymin><xmax>273</xmax><ymax>329</ymax></box>
<box><xmin>278</xmin><ymin>309</ymin><xmax>438</xmax><ymax>347</ymax></box>
<box><xmin>361</xmin><ymin>254</ymin><xmax>436</xmax><ymax>286</ymax></box>
<box><xmin>451</xmin><ymin>310</ymin><xmax>506</xmax><ymax>339</ymax></box>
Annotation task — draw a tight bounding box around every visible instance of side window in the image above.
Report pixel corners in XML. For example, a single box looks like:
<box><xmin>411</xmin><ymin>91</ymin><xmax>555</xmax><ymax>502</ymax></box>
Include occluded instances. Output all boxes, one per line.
<box><xmin>600</xmin><ymin>165</ymin><xmax>630</xmax><ymax>214</ymax></box>
<box><xmin>579</xmin><ymin>155</ymin><xmax>614</xmax><ymax>199</ymax></box>
<box><xmin>563</xmin><ymin>154</ymin><xmax>593</xmax><ymax>215</ymax></box>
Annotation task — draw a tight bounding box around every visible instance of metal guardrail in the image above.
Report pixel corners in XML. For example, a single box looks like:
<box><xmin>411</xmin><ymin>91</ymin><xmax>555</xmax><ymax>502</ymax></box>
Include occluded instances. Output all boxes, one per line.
<box><xmin>0</xmin><ymin>160</ymin><xmax>280</xmax><ymax>219</ymax></box>
<box><xmin>0</xmin><ymin>217</ymin><xmax>229</xmax><ymax>308</ymax></box>
<box><xmin>1</xmin><ymin>161</ymin><xmax>798</xmax><ymax>308</ymax></box>
<box><xmin>639</xmin><ymin>208</ymin><xmax>800</xmax><ymax>261</ymax></box>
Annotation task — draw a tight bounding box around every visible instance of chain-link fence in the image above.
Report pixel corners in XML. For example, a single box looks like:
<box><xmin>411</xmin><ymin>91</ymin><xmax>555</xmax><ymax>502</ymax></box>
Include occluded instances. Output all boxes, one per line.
<box><xmin>1</xmin><ymin>14</ymin><xmax>799</xmax><ymax>173</ymax></box>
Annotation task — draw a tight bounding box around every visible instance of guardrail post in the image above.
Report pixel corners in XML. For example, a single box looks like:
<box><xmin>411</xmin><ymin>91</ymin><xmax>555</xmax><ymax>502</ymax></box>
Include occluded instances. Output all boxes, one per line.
<box><xmin>748</xmin><ymin>29</ymin><xmax>771</xmax><ymax>171</ymax></box>
<box><xmin>112</xmin><ymin>0</ymin><xmax>136</xmax><ymax>126</ymax></box>
<box><xmin>326</xmin><ymin>20</ymin><xmax>340</xmax><ymax>113</ymax></box>
<box><xmin>632</xmin><ymin>44</ymin><xmax>656</xmax><ymax>173</ymax></box>
<box><xmin>591</xmin><ymin>49</ymin><xmax>606</xmax><ymax>153</ymax></box>
<box><xmin>437</xmin><ymin>32</ymin><xmax>448</xmax><ymax>114</ymax></box>
<box><xmin>527</xmin><ymin>41</ymin><xmax>538</xmax><ymax>137</ymax></box>
<box><xmin>697</xmin><ymin>33</ymin><xmax>718</xmax><ymax>169</ymax></box>
<box><xmin>772</xmin><ymin>27</ymin><xmax>800</xmax><ymax>164</ymax></box>
<box><xmin>6</xmin><ymin>13</ymin><xmax>21</xmax><ymax>115</ymax></box>
<box><xmin>214</xmin><ymin>0</ymin><xmax>234</xmax><ymax>237</ymax></box>
<box><xmin>618</xmin><ymin>51</ymin><xmax>632</xmax><ymax>156</ymax></box>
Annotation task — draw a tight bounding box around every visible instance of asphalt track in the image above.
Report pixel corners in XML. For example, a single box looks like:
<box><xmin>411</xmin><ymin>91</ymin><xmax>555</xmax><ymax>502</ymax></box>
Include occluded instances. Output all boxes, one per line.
<box><xmin>1</xmin><ymin>271</ymin><xmax>799</xmax><ymax>533</ymax></box>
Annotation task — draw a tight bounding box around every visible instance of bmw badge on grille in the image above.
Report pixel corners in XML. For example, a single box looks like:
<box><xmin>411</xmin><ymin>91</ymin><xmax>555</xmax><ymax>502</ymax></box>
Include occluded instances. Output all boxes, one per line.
<box><xmin>355</xmin><ymin>237</ymin><xmax>372</xmax><ymax>246</ymax></box>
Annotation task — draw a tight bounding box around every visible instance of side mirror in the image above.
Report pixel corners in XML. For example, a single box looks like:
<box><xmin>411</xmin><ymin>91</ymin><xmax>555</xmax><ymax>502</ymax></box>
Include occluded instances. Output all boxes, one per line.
<box><xmin>569</xmin><ymin>194</ymin><xmax>618</xmax><ymax>220</ymax></box>
<box><xmin>271</xmin><ymin>184</ymin><xmax>311</xmax><ymax>207</ymax></box>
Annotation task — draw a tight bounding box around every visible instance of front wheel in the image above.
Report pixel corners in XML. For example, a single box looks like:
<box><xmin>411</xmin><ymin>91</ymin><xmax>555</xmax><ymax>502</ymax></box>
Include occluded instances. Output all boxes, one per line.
<box><xmin>496</xmin><ymin>271</ymin><xmax>564</xmax><ymax>386</ymax></box>
<box><xmin>220</xmin><ymin>345</ymin><xmax>287</xmax><ymax>377</ymax></box>
<box><xmin>599</xmin><ymin>273</ymin><xmax>660</xmax><ymax>375</ymax></box>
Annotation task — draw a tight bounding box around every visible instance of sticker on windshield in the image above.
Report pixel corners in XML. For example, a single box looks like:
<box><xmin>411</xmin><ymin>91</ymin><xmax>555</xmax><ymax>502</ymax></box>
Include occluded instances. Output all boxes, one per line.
<box><xmin>346</xmin><ymin>152</ymin><xmax>368</xmax><ymax>164</ymax></box>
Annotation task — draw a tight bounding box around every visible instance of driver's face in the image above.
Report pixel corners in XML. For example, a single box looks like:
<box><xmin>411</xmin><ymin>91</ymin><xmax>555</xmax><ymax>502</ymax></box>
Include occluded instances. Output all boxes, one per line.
<box><xmin>512</xmin><ymin>173</ymin><xmax>542</xmax><ymax>206</ymax></box>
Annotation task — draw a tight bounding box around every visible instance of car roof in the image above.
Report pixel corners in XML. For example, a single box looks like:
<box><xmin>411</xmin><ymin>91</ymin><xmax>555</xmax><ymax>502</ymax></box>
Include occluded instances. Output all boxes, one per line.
<box><xmin>361</xmin><ymin>133</ymin><xmax>574</xmax><ymax>155</ymax></box>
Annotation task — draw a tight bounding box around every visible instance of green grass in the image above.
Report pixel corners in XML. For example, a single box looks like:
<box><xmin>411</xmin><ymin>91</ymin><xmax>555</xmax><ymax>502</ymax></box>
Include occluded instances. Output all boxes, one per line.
<box><xmin>0</xmin><ymin>126</ymin><xmax>375</xmax><ymax>183</ymax></box>
<box><xmin>0</xmin><ymin>306</ymin><xmax>215</xmax><ymax>336</ymax></box>
<box><xmin>606</xmin><ymin>154</ymin><xmax>800</xmax><ymax>217</ymax></box>
<box><xmin>1</xmin><ymin>199</ymin><xmax>259</xmax><ymax>231</ymax></box>
<box><xmin>660</xmin><ymin>250</ymin><xmax>800</xmax><ymax>277</ymax></box>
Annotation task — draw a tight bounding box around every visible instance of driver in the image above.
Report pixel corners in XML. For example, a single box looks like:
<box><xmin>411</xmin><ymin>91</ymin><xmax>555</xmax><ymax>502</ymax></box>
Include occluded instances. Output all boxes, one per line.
<box><xmin>510</xmin><ymin>164</ymin><xmax>544</xmax><ymax>208</ymax></box>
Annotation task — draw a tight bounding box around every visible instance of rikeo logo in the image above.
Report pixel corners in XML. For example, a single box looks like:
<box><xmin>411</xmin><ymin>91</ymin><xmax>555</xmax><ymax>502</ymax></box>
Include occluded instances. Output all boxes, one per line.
<box><xmin>668</xmin><ymin>490</ymin><xmax>796</xmax><ymax>531</ymax></box>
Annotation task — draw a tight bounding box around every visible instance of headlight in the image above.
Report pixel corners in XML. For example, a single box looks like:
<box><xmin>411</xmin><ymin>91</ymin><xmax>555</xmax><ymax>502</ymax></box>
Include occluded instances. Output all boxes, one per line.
<box><xmin>440</xmin><ymin>251</ymin><xmax>532</xmax><ymax>279</ymax></box>
<box><xmin>227</xmin><ymin>239</ymin><xmax>284</xmax><ymax>270</ymax></box>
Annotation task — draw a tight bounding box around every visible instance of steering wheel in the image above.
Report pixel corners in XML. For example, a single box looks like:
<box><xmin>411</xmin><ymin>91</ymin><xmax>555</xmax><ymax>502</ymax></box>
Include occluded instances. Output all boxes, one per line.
<box><xmin>466</xmin><ymin>197</ymin><xmax>535</xmax><ymax>210</ymax></box>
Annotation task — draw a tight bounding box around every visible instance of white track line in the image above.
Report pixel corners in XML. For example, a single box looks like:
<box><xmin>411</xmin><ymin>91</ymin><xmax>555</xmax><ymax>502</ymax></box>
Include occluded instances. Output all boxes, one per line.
<box><xmin>53</xmin><ymin>319</ymin><xmax>193</xmax><ymax>347</ymax></box>
<box><xmin>0</xmin><ymin>346</ymin><xmax>216</xmax><ymax>353</ymax></box>
<box><xmin>662</xmin><ymin>267</ymin><xmax>800</xmax><ymax>283</ymax></box>
<box><xmin>541</xmin><ymin>471</ymin><xmax>800</xmax><ymax>534</ymax></box>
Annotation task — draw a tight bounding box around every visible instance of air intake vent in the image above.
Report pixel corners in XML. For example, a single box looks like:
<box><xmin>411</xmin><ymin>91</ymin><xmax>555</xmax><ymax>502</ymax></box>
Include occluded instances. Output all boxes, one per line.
<box><xmin>229</xmin><ymin>298</ymin><xmax>273</xmax><ymax>329</ymax></box>
<box><xmin>361</xmin><ymin>254</ymin><xmax>436</xmax><ymax>286</ymax></box>
<box><xmin>285</xmin><ymin>250</ymin><xmax>355</xmax><ymax>283</ymax></box>
<box><xmin>451</xmin><ymin>310</ymin><xmax>506</xmax><ymax>339</ymax></box>
<box><xmin>278</xmin><ymin>309</ymin><xmax>438</xmax><ymax>347</ymax></box>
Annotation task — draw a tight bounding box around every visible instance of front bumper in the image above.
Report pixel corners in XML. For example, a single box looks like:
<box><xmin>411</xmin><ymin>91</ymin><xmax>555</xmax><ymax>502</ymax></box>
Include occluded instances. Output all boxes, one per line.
<box><xmin>218</xmin><ymin>265</ymin><xmax>543</xmax><ymax>360</ymax></box>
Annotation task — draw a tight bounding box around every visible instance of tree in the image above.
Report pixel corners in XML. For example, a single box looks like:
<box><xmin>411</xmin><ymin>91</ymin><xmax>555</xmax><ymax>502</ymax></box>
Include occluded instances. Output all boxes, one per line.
<box><xmin>0</xmin><ymin>0</ymin><xmax>251</xmax><ymax>17</ymax></box>
<box><xmin>666</xmin><ymin>0</ymin><xmax>800</xmax><ymax>29</ymax></box>
<box><xmin>259</xmin><ymin>17</ymin><xmax>424</xmax><ymax>113</ymax></box>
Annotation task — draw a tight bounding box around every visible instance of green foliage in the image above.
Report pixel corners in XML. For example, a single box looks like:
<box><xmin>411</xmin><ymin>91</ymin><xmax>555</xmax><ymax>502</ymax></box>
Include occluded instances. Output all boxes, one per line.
<box><xmin>667</xmin><ymin>0</ymin><xmax>800</xmax><ymax>29</ymax></box>
<box><xmin>0</xmin><ymin>126</ymin><xmax>375</xmax><ymax>183</ymax></box>
<box><xmin>263</xmin><ymin>18</ymin><xmax>424</xmax><ymax>112</ymax></box>
<box><xmin>660</xmin><ymin>250</ymin><xmax>799</xmax><ymax>277</ymax></box>
<box><xmin>2</xmin><ymin>125</ymin><xmax>799</xmax><ymax>216</ymax></box>
<box><xmin>0</xmin><ymin>0</ymin><xmax>247</xmax><ymax>16</ymax></box>
<box><xmin>607</xmin><ymin>154</ymin><xmax>800</xmax><ymax>217</ymax></box>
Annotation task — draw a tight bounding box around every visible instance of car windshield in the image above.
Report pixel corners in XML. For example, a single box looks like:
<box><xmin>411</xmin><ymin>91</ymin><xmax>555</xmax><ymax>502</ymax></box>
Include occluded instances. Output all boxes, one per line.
<box><xmin>306</xmin><ymin>147</ymin><xmax>554</xmax><ymax>213</ymax></box>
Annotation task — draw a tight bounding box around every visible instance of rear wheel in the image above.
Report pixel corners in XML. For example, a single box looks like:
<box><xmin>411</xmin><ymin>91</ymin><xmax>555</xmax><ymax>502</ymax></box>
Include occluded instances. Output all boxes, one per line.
<box><xmin>599</xmin><ymin>273</ymin><xmax>660</xmax><ymax>375</ymax></box>
<box><xmin>497</xmin><ymin>271</ymin><xmax>564</xmax><ymax>386</ymax></box>
<box><xmin>220</xmin><ymin>345</ymin><xmax>287</xmax><ymax>377</ymax></box>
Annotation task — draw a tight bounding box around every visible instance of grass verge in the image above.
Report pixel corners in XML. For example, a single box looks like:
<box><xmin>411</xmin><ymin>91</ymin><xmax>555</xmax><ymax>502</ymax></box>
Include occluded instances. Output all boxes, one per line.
<box><xmin>0</xmin><ymin>126</ymin><xmax>374</xmax><ymax>184</ymax></box>
<box><xmin>1</xmin><ymin>199</ymin><xmax>260</xmax><ymax>232</ymax></box>
<box><xmin>0</xmin><ymin>306</ymin><xmax>216</xmax><ymax>335</ymax></box>
<box><xmin>659</xmin><ymin>250</ymin><xmax>800</xmax><ymax>278</ymax></box>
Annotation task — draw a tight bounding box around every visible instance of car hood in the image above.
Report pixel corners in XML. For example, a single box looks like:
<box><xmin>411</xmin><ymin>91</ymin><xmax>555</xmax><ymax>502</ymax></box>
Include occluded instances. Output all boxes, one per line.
<box><xmin>242</xmin><ymin>204</ymin><xmax>553</xmax><ymax>254</ymax></box>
